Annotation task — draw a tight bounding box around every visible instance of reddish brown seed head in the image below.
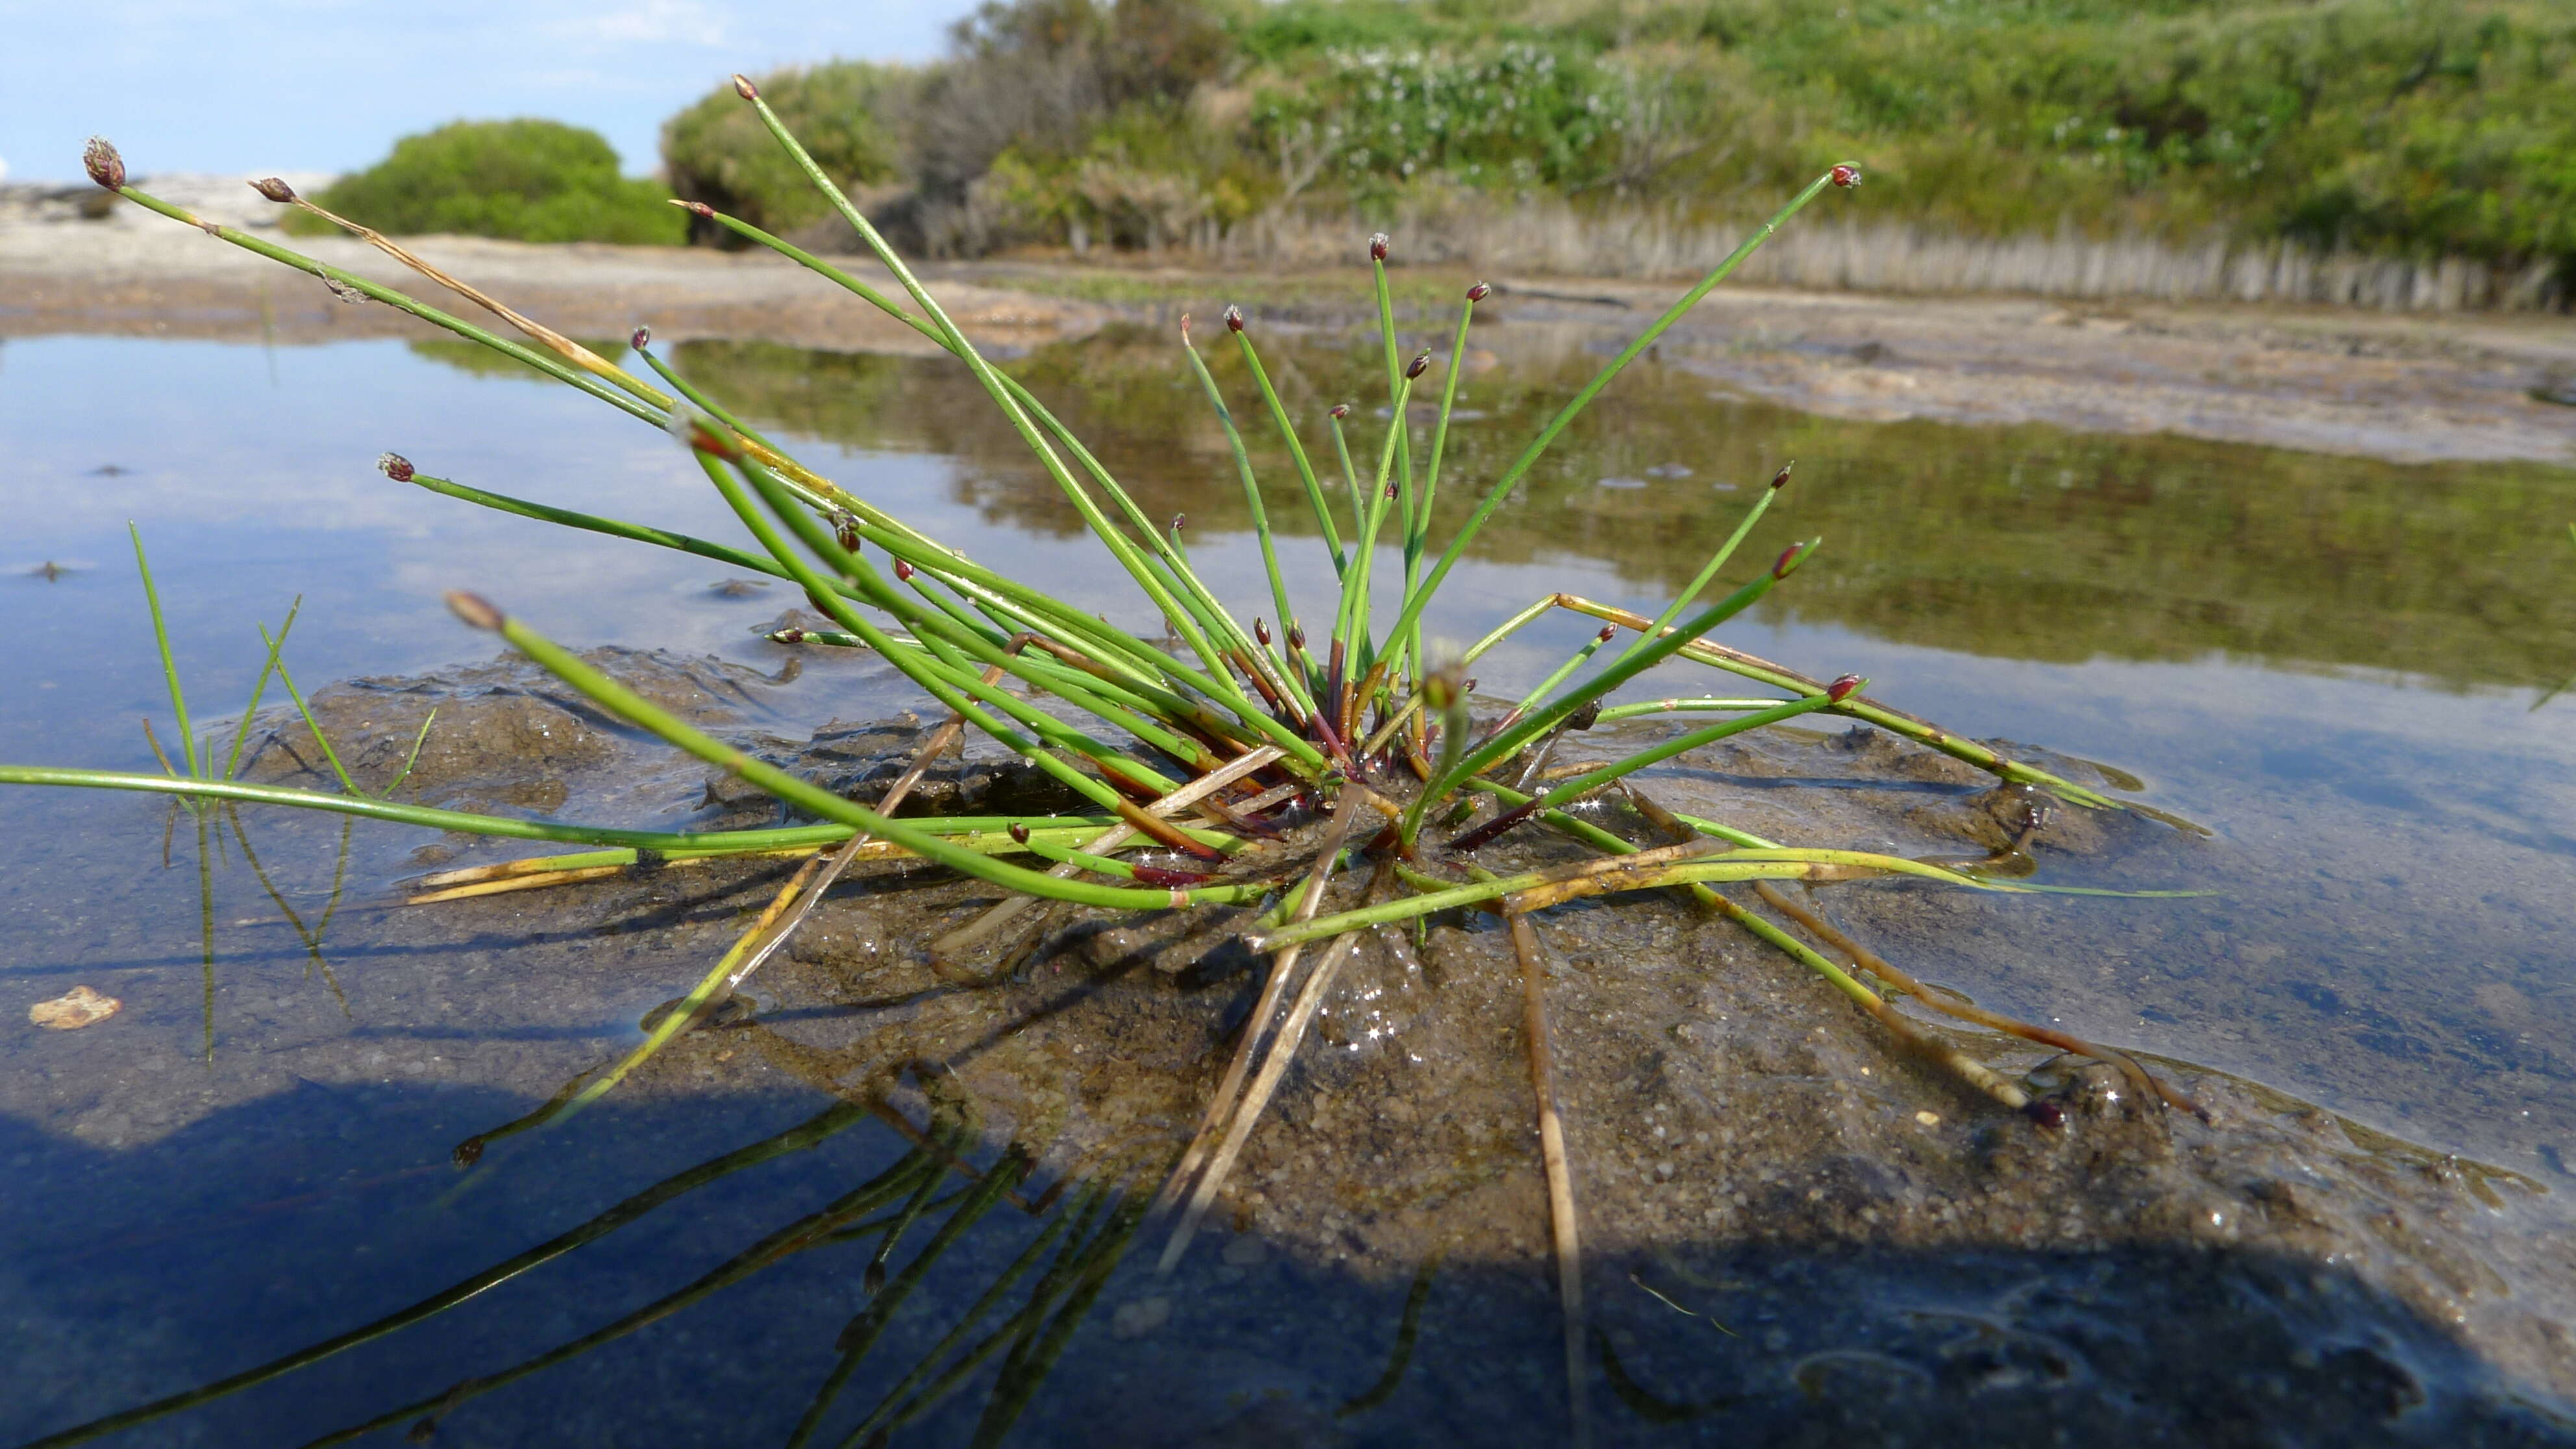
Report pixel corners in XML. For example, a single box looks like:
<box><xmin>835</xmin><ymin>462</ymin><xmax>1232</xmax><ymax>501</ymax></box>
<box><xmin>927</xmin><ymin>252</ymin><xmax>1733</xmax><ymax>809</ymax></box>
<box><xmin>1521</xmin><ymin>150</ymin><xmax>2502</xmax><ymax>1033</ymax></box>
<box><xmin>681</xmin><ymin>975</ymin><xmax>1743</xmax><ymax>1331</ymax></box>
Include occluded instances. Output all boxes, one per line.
<box><xmin>1008</xmin><ymin>822</ymin><xmax>1032</xmax><ymax>845</ymax></box>
<box><xmin>1596</xmin><ymin>625</ymin><xmax>1617</xmax><ymax>643</ymax></box>
<box><xmin>1286</xmin><ymin>622</ymin><xmax>1306</xmax><ymax>650</ymax></box>
<box><xmin>83</xmin><ymin>137</ymin><xmax>125</xmax><ymax>191</ymax></box>
<box><xmin>684</xmin><ymin>200</ymin><xmax>714</xmax><ymax>218</ymax></box>
<box><xmin>1255</xmin><ymin>617</ymin><xmax>1271</xmax><ymax>645</ymax></box>
<box><xmin>832</xmin><ymin>510</ymin><xmax>861</xmax><ymax>554</ymax></box>
<box><xmin>1771</xmin><ymin>542</ymin><xmax>1807</xmax><ymax>579</ymax></box>
<box><xmin>1461</xmin><ymin>677</ymin><xmax>1476</xmax><ymax>693</ymax></box>
<box><xmin>1224</xmin><ymin>304</ymin><xmax>1245</xmax><ymax>333</ymax></box>
<box><xmin>1385</xmin><ymin>480</ymin><xmax>1400</xmax><ymax>500</ymax></box>
<box><xmin>1368</xmin><ymin>232</ymin><xmax>1390</xmax><ymax>262</ymax></box>
<box><xmin>376</xmin><ymin>452</ymin><xmax>415</xmax><ymax>482</ymax></box>
<box><xmin>1830</xmin><ymin>163</ymin><xmax>1863</xmax><ymax>189</ymax></box>
<box><xmin>893</xmin><ymin>558</ymin><xmax>915</xmax><ymax>582</ymax></box>
<box><xmin>1169</xmin><ymin>512</ymin><xmax>1185</xmax><ymax>534</ymax></box>
<box><xmin>249</xmin><ymin>177</ymin><xmax>297</xmax><ymax>204</ymax></box>
<box><xmin>445</xmin><ymin>591</ymin><xmax>504</xmax><ymax>632</ymax></box>
<box><xmin>1769</xmin><ymin>460</ymin><xmax>1795</xmax><ymax>490</ymax></box>
<box><xmin>1827</xmin><ymin>673</ymin><xmax>1863</xmax><ymax>703</ymax></box>
<box><xmin>630</xmin><ymin>326</ymin><xmax>651</xmax><ymax>350</ymax></box>
<box><xmin>777</xmin><ymin>628</ymin><xmax>806</xmax><ymax>643</ymax></box>
<box><xmin>1328</xmin><ymin>403</ymin><xmax>1350</xmax><ymax>420</ymax></box>
<box><xmin>1406</xmin><ymin>349</ymin><xmax>1431</xmax><ymax>380</ymax></box>
<box><xmin>1467</xmin><ymin>280</ymin><xmax>1491</xmax><ymax>303</ymax></box>
<box><xmin>732</xmin><ymin>73</ymin><xmax>759</xmax><ymax>100</ymax></box>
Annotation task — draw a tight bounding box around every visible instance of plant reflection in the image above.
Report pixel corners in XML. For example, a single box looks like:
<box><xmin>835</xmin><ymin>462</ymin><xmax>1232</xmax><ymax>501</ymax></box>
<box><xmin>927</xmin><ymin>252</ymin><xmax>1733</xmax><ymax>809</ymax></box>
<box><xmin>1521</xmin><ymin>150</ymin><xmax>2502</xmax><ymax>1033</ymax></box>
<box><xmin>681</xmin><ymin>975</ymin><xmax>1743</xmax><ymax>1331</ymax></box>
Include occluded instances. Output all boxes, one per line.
<box><xmin>613</xmin><ymin>332</ymin><xmax>2576</xmax><ymax>692</ymax></box>
<box><xmin>21</xmin><ymin>1074</ymin><xmax>1180</xmax><ymax>1449</ymax></box>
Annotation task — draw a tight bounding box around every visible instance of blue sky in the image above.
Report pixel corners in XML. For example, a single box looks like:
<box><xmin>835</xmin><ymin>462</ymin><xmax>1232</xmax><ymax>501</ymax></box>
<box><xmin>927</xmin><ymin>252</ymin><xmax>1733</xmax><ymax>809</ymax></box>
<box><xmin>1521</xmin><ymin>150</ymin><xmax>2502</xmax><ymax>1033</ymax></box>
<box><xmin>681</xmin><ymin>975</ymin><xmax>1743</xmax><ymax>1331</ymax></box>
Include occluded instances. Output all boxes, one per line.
<box><xmin>0</xmin><ymin>0</ymin><xmax>984</xmax><ymax>184</ymax></box>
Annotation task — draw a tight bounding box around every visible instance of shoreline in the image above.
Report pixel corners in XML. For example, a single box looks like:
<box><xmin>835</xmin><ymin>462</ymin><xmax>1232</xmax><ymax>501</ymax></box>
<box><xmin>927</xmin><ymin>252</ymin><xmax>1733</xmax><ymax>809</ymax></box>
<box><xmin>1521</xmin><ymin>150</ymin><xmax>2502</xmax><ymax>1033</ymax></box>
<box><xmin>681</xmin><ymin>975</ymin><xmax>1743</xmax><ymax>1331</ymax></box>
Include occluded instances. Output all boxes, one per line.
<box><xmin>5</xmin><ymin>180</ymin><xmax>2571</xmax><ymax>468</ymax></box>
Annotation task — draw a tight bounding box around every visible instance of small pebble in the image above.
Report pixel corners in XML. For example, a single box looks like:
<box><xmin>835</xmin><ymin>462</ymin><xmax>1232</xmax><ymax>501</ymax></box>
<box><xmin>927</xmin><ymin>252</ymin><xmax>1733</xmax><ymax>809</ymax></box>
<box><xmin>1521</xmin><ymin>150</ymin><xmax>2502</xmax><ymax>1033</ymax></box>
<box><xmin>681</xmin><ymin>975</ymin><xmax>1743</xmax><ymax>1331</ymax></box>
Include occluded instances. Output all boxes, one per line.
<box><xmin>1915</xmin><ymin>1111</ymin><xmax>1941</xmax><ymax>1126</ymax></box>
<box><xmin>30</xmin><ymin>985</ymin><xmax>119</xmax><ymax>1030</ymax></box>
<box><xmin>1111</xmin><ymin>1296</ymin><xmax>1171</xmax><ymax>1339</ymax></box>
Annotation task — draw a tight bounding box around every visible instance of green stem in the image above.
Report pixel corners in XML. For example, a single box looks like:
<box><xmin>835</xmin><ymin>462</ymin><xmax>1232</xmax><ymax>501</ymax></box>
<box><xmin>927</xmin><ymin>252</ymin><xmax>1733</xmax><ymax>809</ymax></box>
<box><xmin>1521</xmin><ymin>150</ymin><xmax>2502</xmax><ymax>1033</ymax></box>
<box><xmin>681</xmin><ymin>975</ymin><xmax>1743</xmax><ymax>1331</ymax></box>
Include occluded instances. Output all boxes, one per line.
<box><xmin>114</xmin><ymin>184</ymin><xmax>666</xmax><ymax>427</ymax></box>
<box><xmin>1407</xmin><ymin>293</ymin><xmax>1480</xmax><ymax>672</ymax></box>
<box><xmin>1182</xmin><ymin>333</ymin><xmax>1309</xmax><ymax>647</ymax></box>
<box><xmin>221</xmin><ymin>597</ymin><xmax>299</xmax><ymax>780</ymax></box>
<box><xmin>1229</xmin><ymin>327</ymin><xmax>1346</xmax><ymax>567</ymax></box>
<box><xmin>259</xmin><ymin>628</ymin><xmax>356</xmax><ymax>794</ymax></box>
<box><xmin>128</xmin><ymin>525</ymin><xmax>198</xmax><ymax>779</ymax></box>
<box><xmin>473</xmin><ymin>601</ymin><xmax>1267</xmax><ymax>911</ymax></box>
<box><xmin>1430</xmin><ymin>541</ymin><xmax>1818</xmax><ymax>804</ymax></box>
<box><xmin>1592</xmin><ymin>697</ymin><xmax>1785</xmax><ymax>723</ymax></box>
<box><xmin>1384</xmin><ymin>171</ymin><xmax>1840</xmax><ymax>652</ymax></box>
<box><xmin>735</xmin><ymin>88</ymin><xmax>1256</xmax><ymax>713</ymax></box>
<box><xmin>0</xmin><ymin>766</ymin><xmax>887</xmax><ymax>850</ymax></box>
<box><xmin>1522</xmin><ymin>695</ymin><xmax>1833</xmax><ymax>808</ymax></box>
<box><xmin>683</xmin><ymin>206</ymin><xmax>1217</xmax><ymax>595</ymax></box>
<box><xmin>1248</xmin><ymin>852</ymin><xmax>1927</xmax><ymax>952</ymax></box>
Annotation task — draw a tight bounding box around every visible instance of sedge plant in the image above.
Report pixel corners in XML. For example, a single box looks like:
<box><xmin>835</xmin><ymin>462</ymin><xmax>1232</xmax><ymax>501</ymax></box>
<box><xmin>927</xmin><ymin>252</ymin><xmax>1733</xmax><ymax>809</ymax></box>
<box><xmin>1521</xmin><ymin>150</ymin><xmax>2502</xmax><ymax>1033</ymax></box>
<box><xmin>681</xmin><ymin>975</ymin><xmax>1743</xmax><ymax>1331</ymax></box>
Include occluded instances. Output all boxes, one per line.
<box><xmin>12</xmin><ymin>112</ymin><xmax>2208</xmax><ymax>1439</ymax></box>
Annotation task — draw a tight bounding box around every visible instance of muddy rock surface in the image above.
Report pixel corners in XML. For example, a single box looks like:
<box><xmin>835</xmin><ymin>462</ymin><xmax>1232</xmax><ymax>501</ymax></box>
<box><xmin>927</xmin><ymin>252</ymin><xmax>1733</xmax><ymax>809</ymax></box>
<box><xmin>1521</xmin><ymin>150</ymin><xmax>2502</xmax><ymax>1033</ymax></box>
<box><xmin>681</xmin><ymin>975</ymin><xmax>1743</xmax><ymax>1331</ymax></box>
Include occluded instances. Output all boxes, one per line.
<box><xmin>12</xmin><ymin>653</ymin><xmax>2573</xmax><ymax>1444</ymax></box>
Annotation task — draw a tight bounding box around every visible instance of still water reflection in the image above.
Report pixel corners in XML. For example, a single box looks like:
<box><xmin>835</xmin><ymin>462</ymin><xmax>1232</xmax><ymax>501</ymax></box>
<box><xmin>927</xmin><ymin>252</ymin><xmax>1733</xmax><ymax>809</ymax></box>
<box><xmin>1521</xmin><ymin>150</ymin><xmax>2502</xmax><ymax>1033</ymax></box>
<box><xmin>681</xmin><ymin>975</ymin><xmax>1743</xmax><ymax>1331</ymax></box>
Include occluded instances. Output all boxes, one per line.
<box><xmin>2</xmin><ymin>328</ymin><xmax>2573</xmax><ymax>1443</ymax></box>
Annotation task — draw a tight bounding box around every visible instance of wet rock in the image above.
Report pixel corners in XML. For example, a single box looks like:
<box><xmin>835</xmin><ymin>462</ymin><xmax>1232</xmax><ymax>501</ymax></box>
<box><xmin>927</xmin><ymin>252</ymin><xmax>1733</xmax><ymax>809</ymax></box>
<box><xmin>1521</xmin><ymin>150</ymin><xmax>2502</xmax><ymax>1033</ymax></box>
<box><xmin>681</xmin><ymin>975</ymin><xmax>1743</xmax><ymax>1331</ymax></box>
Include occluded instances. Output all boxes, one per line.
<box><xmin>1111</xmin><ymin>1295</ymin><xmax>1172</xmax><ymax>1339</ymax></box>
<box><xmin>29</xmin><ymin>985</ymin><xmax>119</xmax><ymax>1030</ymax></box>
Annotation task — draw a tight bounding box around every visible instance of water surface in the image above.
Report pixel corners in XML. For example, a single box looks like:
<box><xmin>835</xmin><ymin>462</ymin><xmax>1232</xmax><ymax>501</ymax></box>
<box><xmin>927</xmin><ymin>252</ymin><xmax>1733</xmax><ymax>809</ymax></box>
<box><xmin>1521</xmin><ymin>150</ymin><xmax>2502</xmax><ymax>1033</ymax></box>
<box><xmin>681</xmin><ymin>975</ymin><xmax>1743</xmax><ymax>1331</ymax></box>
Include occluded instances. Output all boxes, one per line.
<box><xmin>4</xmin><ymin>327</ymin><xmax>2574</xmax><ymax>1443</ymax></box>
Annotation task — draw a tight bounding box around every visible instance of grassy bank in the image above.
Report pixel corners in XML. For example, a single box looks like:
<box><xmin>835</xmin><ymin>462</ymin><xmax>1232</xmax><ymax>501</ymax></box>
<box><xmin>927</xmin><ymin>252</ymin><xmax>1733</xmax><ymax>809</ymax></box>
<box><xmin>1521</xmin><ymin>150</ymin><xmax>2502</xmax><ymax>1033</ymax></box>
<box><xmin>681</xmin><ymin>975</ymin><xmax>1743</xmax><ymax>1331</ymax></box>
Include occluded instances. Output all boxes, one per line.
<box><xmin>665</xmin><ymin>0</ymin><xmax>2573</xmax><ymax>310</ymax></box>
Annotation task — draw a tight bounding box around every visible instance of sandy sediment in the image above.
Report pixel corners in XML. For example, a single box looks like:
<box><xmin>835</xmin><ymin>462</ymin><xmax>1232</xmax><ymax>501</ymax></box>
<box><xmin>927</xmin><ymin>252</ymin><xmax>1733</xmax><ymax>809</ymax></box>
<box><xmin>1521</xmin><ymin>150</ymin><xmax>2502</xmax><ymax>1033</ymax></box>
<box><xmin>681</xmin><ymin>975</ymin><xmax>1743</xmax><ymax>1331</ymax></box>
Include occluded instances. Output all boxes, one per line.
<box><xmin>0</xmin><ymin>174</ymin><xmax>1114</xmax><ymax>356</ymax></box>
<box><xmin>3</xmin><ymin>174</ymin><xmax>2571</xmax><ymax>466</ymax></box>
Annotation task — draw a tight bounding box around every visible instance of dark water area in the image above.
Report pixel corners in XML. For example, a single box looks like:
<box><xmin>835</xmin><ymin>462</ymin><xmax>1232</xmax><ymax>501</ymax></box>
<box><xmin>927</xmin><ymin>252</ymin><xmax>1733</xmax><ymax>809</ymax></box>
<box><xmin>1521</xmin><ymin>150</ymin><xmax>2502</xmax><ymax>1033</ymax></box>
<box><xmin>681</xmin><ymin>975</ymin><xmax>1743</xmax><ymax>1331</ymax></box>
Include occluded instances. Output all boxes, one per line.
<box><xmin>4</xmin><ymin>328</ymin><xmax>2576</xmax><ymax>1445</ymax></box>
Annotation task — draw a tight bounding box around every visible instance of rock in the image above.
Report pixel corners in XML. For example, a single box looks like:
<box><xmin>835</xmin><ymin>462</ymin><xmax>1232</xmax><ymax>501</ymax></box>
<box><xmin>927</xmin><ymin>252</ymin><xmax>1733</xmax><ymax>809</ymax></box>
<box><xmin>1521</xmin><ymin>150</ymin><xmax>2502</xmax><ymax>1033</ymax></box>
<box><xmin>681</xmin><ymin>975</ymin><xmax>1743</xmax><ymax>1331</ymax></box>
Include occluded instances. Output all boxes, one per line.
<box><xmin>1111</xmin><ymin>1296</ymin><xmax>1172</xmax><ymax>1339</ymax></box>
<box><xmin>30</xmin><ymin>985</ymin><xmax>120</xmax><ymax>1030</ymax></box>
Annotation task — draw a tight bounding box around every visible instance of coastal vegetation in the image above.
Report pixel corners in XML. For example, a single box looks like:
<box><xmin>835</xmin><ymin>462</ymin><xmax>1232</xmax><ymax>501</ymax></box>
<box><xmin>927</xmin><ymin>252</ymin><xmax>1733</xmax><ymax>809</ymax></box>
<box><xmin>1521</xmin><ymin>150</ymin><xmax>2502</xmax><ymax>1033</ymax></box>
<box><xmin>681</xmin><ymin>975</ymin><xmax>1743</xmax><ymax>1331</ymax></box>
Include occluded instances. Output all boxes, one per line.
<box><xmin>288</xmin><ymin>1</ymin><xmax>2570</xmax><ymax>304</ymax></box>
<box><xmin>287</xmin><ymin>119</ymin><xmax>687</xmax><ymax>246</ymax></box>
<box><xmin>666</xmin><ymin>0</ymin><xmax>2572</xmax><ymax>301</ymax></box>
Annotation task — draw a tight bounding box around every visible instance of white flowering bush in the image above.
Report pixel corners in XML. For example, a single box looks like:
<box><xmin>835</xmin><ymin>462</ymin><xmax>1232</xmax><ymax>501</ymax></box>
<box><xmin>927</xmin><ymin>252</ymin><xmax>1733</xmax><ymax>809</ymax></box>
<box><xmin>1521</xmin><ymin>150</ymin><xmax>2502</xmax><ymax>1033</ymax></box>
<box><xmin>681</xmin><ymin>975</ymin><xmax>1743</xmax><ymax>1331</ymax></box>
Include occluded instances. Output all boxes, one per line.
<box><xmin>1251</xmin><ymin>42</ymin><xmax>1622</xmax><ymax>197</ymax></box>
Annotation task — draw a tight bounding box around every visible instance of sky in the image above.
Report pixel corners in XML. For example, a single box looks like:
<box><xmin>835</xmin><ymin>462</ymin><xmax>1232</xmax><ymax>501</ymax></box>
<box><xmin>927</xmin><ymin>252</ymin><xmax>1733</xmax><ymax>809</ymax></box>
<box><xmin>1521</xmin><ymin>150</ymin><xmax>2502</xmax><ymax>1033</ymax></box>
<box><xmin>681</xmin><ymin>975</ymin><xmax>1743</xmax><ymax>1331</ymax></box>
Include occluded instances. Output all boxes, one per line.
<box><xmin>0</xmin><ymin>0</ymin><xmax>985</xmax><ymax>184</ymax></box>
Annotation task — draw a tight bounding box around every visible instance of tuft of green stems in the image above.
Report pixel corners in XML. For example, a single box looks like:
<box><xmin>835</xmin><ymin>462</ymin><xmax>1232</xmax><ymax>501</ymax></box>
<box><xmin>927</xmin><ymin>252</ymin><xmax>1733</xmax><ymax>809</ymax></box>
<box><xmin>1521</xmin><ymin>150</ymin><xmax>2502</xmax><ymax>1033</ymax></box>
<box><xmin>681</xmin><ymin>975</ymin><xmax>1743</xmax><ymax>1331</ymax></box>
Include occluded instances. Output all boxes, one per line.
<box><xmin>18</xmin><ymin>124</ymin><xmax>2180</xmax><ymax>1179</ymax></box>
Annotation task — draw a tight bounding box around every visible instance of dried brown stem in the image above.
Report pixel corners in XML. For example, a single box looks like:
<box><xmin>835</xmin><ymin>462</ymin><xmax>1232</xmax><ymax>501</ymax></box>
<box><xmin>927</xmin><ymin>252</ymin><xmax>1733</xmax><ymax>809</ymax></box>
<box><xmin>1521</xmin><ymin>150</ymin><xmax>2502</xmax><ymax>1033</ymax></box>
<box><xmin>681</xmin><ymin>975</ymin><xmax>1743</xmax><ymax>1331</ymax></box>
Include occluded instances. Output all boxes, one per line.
<box><xmin>1152</xmin><ymin>786</ymin><xmax>1364</xmax><ymax>1270</ymax></box>
<box><xmin>1159</xmin><ymin>911</ymin><xmax>1369</xmax><ymax>1274</ymax></box>
<box><xmin>928</xmin><ymin>747</ymin><xmax>1283</xmax><ymax>961</ymax></box>
<box><xmin>1505</xmin><ymin>906</ymin><xmax>1591</xmax><ymax>1449</ymax></box>
<box><xmin>284</xmin><ymin>195</ymin><xmax>629</xmax><ymax>386</ymax></box>
<box><xmin>1752</xmin><ymin>881</ymin><xmax>2209</xmax><ymax>1121</ymax></box>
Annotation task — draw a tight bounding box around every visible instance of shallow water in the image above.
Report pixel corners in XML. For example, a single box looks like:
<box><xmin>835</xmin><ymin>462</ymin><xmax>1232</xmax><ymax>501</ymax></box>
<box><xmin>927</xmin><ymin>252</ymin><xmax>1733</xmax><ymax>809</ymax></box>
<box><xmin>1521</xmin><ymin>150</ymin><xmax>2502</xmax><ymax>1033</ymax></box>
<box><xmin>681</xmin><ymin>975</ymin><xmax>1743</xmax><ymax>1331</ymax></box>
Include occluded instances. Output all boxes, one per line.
<box><xmin>4</xmin><ymin>327</ymin><xmax>2575</xmax><ymax>1444</ymax></box>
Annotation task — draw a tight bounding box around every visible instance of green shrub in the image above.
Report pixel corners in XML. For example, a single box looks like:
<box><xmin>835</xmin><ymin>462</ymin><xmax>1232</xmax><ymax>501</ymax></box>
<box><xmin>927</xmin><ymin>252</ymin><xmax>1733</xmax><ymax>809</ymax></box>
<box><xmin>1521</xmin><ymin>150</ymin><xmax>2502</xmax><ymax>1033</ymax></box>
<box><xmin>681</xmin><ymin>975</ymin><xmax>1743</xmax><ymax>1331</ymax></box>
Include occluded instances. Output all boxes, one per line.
<box><xmin>1682</xmin><ymin>0</ymin><xmax>2576</xmax><ymax>260</ymax></box>
<box><xmin>647</xmin><ymin>0</ymin><xmax>2575</xmax><ymax>288</ymax></box>
<box><xmin>287</xmin><ymin>119</ymin><xmax>684</xmax><ymax>244</ymax></box>
<box><xmin>662</xmin><ymin>62</ymin><xmax>916</xmax><ymax>238</ymax></box>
